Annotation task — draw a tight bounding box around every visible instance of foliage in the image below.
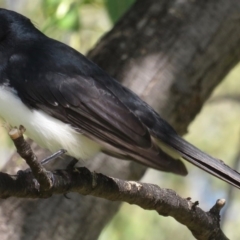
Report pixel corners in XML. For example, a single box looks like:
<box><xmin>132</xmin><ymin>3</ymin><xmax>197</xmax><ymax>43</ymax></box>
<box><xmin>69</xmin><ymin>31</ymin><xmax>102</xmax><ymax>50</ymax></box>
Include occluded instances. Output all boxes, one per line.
<box><xmin>41</xmin><ymin>0</ymin><xmax>136</xmax><ymax>33</ymax></box>
<box><xmin>42</xmin><ymin>0</ymin><xmax>83</xmax><ymax>32</ymax></box>
<box><xmin>104</xmin><ymin>0</ymin><xmax>135</xmax><ymax>23</ymax></box>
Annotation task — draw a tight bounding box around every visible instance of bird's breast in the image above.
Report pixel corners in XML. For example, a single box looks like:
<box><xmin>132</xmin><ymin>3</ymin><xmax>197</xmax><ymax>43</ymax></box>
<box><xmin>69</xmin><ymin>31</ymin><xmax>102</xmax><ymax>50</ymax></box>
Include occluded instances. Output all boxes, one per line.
<box><xmin>0</xmin><ymin>86</ymin><xmax>101</xmax><ymax>160</ymax></box>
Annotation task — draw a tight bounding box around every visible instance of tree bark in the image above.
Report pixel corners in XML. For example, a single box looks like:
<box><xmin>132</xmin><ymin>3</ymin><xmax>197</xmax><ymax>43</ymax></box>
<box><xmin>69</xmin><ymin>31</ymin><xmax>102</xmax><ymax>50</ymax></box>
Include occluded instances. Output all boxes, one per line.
<box><xmin>1</xmin><ymin>0</ymin><xmax>240</xmax><ymax>239</ymax></box>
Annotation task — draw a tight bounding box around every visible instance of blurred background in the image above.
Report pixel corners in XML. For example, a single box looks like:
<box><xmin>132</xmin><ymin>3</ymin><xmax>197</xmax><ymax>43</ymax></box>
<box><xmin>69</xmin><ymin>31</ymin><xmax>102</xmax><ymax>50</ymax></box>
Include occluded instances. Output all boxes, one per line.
<box><xmin>0</xmin><ymin>0</ymin><xmax>240</xmax><ymax>239</ymax></box>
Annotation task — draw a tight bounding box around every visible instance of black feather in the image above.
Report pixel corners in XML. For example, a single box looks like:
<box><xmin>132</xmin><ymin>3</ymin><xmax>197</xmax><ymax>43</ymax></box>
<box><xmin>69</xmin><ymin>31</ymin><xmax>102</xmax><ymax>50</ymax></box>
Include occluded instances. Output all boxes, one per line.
<box><xmin>1</xmin><ymin>8</ymin><xmax>240</xmax><ymax>186</ymax></box>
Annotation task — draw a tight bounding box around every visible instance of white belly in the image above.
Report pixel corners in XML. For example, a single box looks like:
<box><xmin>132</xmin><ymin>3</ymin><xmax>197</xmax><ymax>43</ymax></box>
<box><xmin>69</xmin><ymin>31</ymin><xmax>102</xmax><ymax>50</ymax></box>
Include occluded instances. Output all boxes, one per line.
<box><xmin>0</xmin><ymin>86</ymin><xmax>101</xmax><ymax>160</ymax></box>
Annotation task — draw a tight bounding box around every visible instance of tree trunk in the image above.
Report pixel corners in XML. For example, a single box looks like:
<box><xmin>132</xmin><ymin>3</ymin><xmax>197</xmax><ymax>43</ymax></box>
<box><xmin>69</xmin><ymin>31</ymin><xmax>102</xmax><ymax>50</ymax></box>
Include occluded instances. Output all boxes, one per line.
<box><xmin>1</xmin><ymin>0</ymin><xmax>240</xmax><ymax>239</ymax></box>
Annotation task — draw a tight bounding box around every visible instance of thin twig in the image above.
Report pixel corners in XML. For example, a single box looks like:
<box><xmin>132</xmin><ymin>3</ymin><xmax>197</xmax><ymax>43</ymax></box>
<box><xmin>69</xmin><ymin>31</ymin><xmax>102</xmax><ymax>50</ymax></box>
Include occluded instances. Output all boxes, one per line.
<box><xmin>9</xmin><ymin>126</ymin><xmax>53</xmax><ymax>192</ymax></box>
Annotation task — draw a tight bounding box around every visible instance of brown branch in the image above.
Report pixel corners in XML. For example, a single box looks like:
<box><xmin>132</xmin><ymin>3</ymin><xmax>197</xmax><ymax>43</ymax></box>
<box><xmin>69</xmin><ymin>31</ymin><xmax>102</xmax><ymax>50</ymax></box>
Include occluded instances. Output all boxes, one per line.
<box><xmin>9</xmin><ymin>126</ymin><xmax>53</xmax><ymax>192</ymax></box>
<box><xmin>0</xmin><ymin>130</ymin><xmax>229</xmax><ymax>240</ymax></box>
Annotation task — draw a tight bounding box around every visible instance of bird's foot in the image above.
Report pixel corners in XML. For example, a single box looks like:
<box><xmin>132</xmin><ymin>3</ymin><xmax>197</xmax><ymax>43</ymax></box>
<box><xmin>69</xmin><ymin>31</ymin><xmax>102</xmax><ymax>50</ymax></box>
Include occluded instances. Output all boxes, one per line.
<box><xmin>67</xmin><ymin>158</ymin><xmax>78</xmax><ymax>170</ymax></box>
<box><xmin>41</xmin><ymin>149</ymin><xmax>67</xmax><ymax>165</ymax></box>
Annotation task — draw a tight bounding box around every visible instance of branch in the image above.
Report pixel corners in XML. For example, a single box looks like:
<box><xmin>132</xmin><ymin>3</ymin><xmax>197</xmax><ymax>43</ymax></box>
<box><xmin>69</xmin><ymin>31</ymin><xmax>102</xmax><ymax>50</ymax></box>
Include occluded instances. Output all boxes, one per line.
<box><xmin>0</xmin><ymin>129</ymin><xmax>229</xmax><ymax>240</ymax></box>
<box><xmin>2</xmin><ymin>1</ymin><xmax>240</xmax><ymax>239</ymax></box>
<box><xmin>9</xmin><ymin>126</ymin><xmax>53</xmax><ymax>191</ymax></box>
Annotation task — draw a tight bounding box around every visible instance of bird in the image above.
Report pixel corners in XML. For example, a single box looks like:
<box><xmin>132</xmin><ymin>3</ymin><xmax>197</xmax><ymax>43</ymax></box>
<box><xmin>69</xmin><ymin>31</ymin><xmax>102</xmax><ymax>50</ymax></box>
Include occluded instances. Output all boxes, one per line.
<box><xmin>0</xmin><ymin>8</ymin><xmax>239</xmax><ymax>189</ymax></box>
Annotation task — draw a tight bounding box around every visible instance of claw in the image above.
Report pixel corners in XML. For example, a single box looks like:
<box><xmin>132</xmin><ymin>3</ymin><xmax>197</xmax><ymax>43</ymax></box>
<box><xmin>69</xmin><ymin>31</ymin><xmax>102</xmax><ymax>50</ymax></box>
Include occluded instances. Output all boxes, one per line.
<box><xmin>67</xmin><ymin>158</ymin><xmax>78</xmax><ymax>170</ymax></box>
<box><xmin>41</xmin><ymin>149</ymin><xmax>67</xmax><ymax>165</ymax></box>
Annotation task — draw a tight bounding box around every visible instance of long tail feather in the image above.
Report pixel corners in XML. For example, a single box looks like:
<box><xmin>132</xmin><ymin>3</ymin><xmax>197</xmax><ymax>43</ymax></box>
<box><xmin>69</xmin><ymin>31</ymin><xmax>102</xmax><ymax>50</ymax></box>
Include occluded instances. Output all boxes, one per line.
<box><xmin>166</xmin><ymin>135</ymin><xmax>240</xmax><ymax>189</ymax></box>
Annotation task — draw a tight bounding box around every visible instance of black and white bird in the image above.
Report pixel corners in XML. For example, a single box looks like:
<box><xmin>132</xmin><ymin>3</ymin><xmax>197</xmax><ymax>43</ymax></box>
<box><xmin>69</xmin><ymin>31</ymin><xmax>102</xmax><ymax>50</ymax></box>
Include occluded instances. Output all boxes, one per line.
<box><xmin>0</xmin><ymin>8</ymin><xmax>240</xmax><ymax>188</ymax></box>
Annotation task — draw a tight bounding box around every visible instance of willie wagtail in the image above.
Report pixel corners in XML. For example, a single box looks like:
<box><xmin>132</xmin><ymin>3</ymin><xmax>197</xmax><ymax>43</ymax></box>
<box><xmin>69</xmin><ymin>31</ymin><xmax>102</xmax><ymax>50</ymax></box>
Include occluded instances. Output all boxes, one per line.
<box><xmin>0</xmin><ymin>8</ymin><xmax>240</xmax><ymax>188</ymax></box>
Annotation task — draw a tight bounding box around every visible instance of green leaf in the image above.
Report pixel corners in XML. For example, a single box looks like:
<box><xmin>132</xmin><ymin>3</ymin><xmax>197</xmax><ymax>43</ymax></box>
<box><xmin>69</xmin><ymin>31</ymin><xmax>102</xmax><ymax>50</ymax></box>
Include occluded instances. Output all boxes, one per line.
<box><xmin>104</xmin><ymin>0</ymin><xmax>136</xmax><ymax>23</ymax></box>
<box><xmin>56</xmin><ymin>3</ymin><xmax>80</xmax><ymax>31</ymax></box>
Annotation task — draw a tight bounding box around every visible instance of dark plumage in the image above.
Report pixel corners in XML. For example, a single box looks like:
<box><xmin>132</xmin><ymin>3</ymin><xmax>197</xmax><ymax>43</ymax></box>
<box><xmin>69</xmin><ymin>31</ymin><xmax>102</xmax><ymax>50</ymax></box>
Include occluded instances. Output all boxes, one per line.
<box><xmin>0</xmin><ymin>8</ymin><xmax>240</xmax><ymax>188</ymax></box>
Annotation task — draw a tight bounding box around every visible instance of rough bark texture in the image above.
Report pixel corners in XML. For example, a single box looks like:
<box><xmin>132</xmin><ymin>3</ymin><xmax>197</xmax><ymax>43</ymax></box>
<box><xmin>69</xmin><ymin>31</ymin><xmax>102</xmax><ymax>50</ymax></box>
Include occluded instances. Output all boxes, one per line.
<box><xmin>1</xmin><ymin>0</ymin><xmax>240</xmax><ymax>239</ymax></box>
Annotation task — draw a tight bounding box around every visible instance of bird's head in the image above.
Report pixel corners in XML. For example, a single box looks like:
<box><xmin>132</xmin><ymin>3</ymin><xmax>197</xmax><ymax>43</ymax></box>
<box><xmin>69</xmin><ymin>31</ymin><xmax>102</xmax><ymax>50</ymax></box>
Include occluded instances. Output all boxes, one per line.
<box><xmin>0</xmin><ymin>8</ymin><xmax>38</xmax><ymax>44</ymax></box>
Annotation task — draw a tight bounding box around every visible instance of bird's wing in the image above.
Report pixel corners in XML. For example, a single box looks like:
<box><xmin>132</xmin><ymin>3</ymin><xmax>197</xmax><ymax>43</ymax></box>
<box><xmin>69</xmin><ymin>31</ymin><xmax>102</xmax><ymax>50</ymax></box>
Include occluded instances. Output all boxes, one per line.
<box><xmin>107</xmin><ymin>75</ymin><xmax>240</xmax><ymax>188</ymax></box>
<box><xmin>7</xmin><ymin>50</ymin><xmax>187</xmax><ymax>175</ymax></box>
